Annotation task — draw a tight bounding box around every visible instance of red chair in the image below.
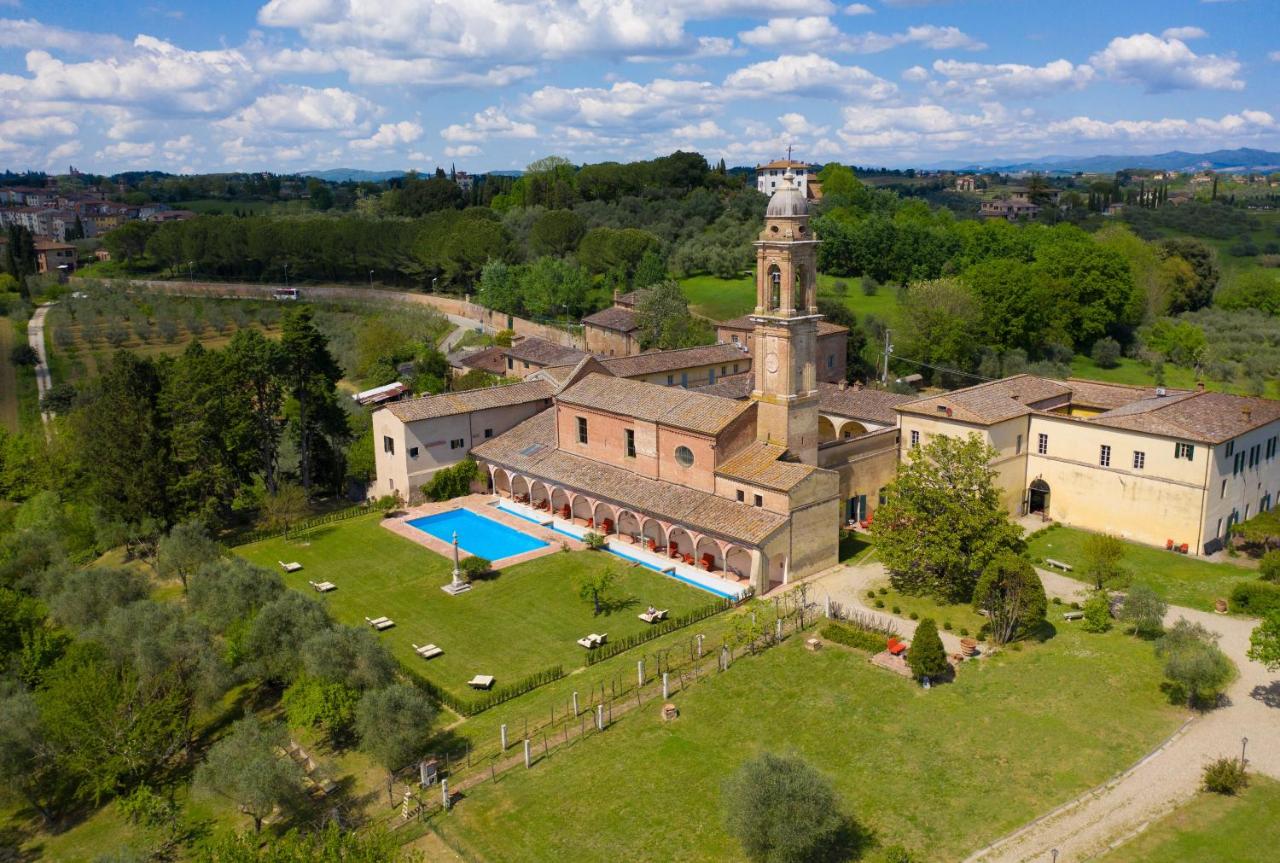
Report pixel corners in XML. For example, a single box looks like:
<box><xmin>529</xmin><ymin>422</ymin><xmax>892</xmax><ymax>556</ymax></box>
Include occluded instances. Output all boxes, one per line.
<box><xmin>559</xmin><ymin>504</ymin><xmax>571</xmax><ymax>519</ymax></box>
<box><xmin>601</xmin><ymin>519</ymin><xmax>614</xmax><ymax>534</ymax></box>
<box><xmin>887</xmin><ymin>637</ymin><xmax>908</xmax><ymax>656</ymax></box>
<box><xmin>700</xmin><ymin>553</ymin><xmax>715</xmax><ymax>571</ymax></box>
<box><xmin>1166</xmin><ymin>539</ymin><xmax>1174</xmax><ymax>550</ymax></box>
<box><xmin>646</xmin><ymin>538</ymin><xmax>657</xmax><ymax>552</ymax></box>
<box><xmin>669</xmin><ymin>542</ymin><xmax>680</xmax><ymax>558</ymax></box>
<box><xmin>585</xmin><ymin>518</ymin><xmax>594</xmax><ymax>529</ymax></box>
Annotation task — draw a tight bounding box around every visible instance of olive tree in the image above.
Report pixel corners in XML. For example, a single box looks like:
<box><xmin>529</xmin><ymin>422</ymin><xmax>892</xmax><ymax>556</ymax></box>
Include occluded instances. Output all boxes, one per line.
<box><xmin>722</xmin><ymin>752</ymin><xmax>850</xmax><ymax>863</ymax></box>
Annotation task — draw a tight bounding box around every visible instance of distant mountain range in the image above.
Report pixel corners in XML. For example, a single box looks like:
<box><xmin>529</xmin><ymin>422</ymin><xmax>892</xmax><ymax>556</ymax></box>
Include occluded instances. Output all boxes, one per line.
<box><xmin>930</xmin><ymin>148</ymin><xmax>1280</xmax><ymax>175</ymax></box>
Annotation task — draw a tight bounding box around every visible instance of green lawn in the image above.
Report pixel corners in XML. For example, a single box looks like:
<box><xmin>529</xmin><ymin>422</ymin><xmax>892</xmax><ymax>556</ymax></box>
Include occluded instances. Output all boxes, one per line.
<box><xmin>1027</xmin><ymin>525</ymin><xmax>1257</xmax><ymax>612</ymax></box>
<box><xmin>680</xmin><ymin>273</ymin><xmax>902</xmax><ymax>324</ymax></box>
<box><xmin>435</xmin><ymin>626</ymin><xmax>1183</xmax><ymax>862</ymax></box>
<box><xmin>236</xmin><ymin>515</ymin><xmax>712</xmax><ymax>701</ymax></box>
<box><xmin>1099</xmin><ymin>778</ymin><xmax>1280</xmax><ymax>863</ymax></box>
<box><xmin>867</xmin><ymin>581</ymin><xmax>988</xmax><ymax>636</ymax></box>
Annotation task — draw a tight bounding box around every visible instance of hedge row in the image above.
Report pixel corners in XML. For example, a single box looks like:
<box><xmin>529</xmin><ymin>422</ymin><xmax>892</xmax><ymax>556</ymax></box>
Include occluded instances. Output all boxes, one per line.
<box><xmin>584</xmin><ymin>592</ymin><xmax>748</xmax><ymax>666</ymax></box>
<box><xmin>820</xmin><ymin>620</ymin><xmax>889</xmax><ymax>653</ymax></box>
<box><xmin>409</xmin><ymin>665</ymin><xmax>566</xmax><ymax>717</ymax></box>
<box><xmin>1231</xmin><ymin>580</ymin><xmax>1280</xmax><ymax>616</ymax></box>
<box><xmin>231</xmin><ymin>502</ymin><xmax>379</xmax><ymax>546</ymax></box>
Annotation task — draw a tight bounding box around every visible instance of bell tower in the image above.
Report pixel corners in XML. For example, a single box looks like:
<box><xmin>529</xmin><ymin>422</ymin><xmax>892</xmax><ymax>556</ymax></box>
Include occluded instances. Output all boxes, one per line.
<box><xmin>750</xmin><ymin>170</ymin><xmax>820</xmax><ymax>465</ymax></box>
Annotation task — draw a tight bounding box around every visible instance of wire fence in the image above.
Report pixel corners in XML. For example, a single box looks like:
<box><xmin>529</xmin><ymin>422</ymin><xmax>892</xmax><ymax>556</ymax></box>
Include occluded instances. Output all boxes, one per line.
<box><xmin>383</xmin><ymin>588</ymin><xmax>823</xmax><ymax>827</ymax></box>
<box><xmin>229</xmin><ymin>502</ymin><xmax>379</xmax><ymax>546</ymax></box>
<box><xmin>585</xmin><ymin>591</ymin><xmax>747</xmax><ymax>665</ymax></box>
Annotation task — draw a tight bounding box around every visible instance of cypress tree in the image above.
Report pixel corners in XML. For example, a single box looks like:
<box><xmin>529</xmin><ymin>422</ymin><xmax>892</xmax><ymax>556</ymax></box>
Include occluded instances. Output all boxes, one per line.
<box><xmin>907</xmin><ymin>618</ymin><xmax>949</xmax><ymax>681</ymax></box>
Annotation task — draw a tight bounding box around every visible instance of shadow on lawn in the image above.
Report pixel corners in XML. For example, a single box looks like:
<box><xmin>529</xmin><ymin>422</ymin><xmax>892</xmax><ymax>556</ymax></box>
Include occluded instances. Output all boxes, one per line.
<box><xmin>595</xmin><ymin>594</ymin><xmax>641</xmax><ymax>616</ymax></box>
<box><xmin>1250</xmin><ymin>681</ymin><xmax>1280</xmax><ymax>709</ymax></box>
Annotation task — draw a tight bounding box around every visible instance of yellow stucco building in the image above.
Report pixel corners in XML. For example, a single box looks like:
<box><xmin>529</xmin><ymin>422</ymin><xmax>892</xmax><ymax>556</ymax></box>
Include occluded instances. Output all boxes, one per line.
<box><xmin>896</xmin><ymin>375</ymin><xmax>1280</xmax><ymax>554</ymax></box>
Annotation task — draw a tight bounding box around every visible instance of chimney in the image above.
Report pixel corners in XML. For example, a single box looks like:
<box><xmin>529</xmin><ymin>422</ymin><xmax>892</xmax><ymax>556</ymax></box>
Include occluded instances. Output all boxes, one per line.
<box><xmin>611</xmin><ymin>287</ymin><xmax>620</xmax><ymax>305</ymax></box>
<box><xmin>1243</xmin><ymin>406</ymin><xmax>1253</xmax><ymax>422</ymax></box>
<box><xmin>838</xmin><ymin>379</ymin><xmax>848</xmax><ymax>391</ymax></box>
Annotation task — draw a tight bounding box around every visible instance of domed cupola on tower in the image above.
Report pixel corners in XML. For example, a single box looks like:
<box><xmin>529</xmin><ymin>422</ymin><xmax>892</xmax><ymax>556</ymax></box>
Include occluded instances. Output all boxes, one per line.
<box><xmin>750</xmin><ymin>169</ymin><xmax>822</xmax><ymax>464</ymax></box>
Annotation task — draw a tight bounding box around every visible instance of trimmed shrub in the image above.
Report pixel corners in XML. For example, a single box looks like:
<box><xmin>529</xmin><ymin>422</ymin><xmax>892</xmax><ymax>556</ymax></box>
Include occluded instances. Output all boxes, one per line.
<box><xmin>1081</xmin><ymin>591</ymin><xmax>1113</xmax><ymax>633</ymax></box>
<box><xmin>907</xmin><ymin>618</ymin><xmax>949</xmax><ymax>681</ymax></box>
<box><xmin>891</xmin><ymin>605</ymin><xmax>901</xmax><ymax>615</ymax></box>
<box><xmin>874</xmin><ymin>599</ymin><xmax>885</xmax><ymax>608</ymax></box>
<box><xmin>1260</xmin><ymin>550</ymin><xmax>1280</xmax><ymax>583</ymax></box>
<box><xmin>820</xmin><ymin>621</ymin><xmax>888</xmax><ymax>653</ymax></box>
<box><xmin>460</xmin><ymin>556</ymin><xmax>492</xmax><ymax>579</ymax></box>
<box><xmin>909</xmin><ymin>611</ymin><xmax>919</xmax><ymax>621</ymax></box>
<box><xmin>1231</xmin><ymin>580</ymin><xmax>1280</xmax><ymax>615</ymax></box>
<box><xmin>1202</xmin><ymin>757</ymin><xmax>1248</xmax><ymax>795</ymax></box>
<box><xmin>942</xmin><ymin>620</ymin><xmax>952</xmax><ymax>630</ymax></box>
<box><xmin>878</xmin><ymin>587</ymin><xmax>888</xmax><ymax>596</ymax></box>
<box><xmin>866</xmin><ymin>590</ymin><xmax>876</xmax><ymax>599</ymax></box>
<box><xmin>959</xmin><ymin>627</ymin><xmax>969</xmax><ymax>637</ymax></box>
<box><xmin>582</xmin><ymin>531</ymin><xmax>606</xmax><ymax>550</ymax></box>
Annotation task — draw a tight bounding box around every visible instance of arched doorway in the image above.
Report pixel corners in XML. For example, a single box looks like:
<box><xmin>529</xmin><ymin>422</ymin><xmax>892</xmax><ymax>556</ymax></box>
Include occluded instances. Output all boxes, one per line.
<box><xmin>618</xmin><ymin>510</ymin><xmax>642</xmax><ymax>542</ymax></box>
<box><xmin>592</xmin><ymin>501</ymin><xmax>616</xmax><ymax>533</ymax></box>
<box><xmin>1028</xmin><ymin>479</ymin><xmax>1050</xmax><ymax>516</ymax></box>
<box><xmin>529</xmin><ymin>480</ymin><xmax>550</xmax><ymax>511</ymax></box>
<box><xmin>509</xmin><ymin>474</ymin><xmax>529</xmax><ymax>501</ymax></box>
<box><xmin>668</xmin><ymin>527</ymin><xmax>695</xmax><ymax>562</ymax></box>
<box><xmin>571</xmin><ymin>494</ymin><xmax>593</xmax><ymax>524</ymax></box>
<box><xmin>550</xmin><ymin>487</ymin><xmax>572</xmax><ymax>519</ymax></box>
<box><xmin>725</xmin><ymin>547</ymin><xmax>752</xmax><ymax>582</ymax></box>
<box><xmin>818</xmin><ymin>416</ymin><xmax>838</xmax><ymax>443</ymax></box>
<box><xmin>641</xmin><ymin>518</ymin><xmax>666</xmax><ymax>553</ymax></box>
<box><xmin>694</xmin><ymin>536</ymin><xmax>723</xmax><ymax>572</ymax></box>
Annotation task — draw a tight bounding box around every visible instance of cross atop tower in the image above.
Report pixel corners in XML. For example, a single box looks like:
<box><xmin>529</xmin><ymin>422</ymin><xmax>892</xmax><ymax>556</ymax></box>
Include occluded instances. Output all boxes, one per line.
<box><xmin>786</xmin><ymin>143</ymin><xmax>793</xmax><ymax>162</ymax></box>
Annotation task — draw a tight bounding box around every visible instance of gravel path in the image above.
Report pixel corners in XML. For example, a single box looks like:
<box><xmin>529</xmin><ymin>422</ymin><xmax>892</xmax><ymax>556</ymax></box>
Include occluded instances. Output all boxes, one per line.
<box><xmin>27</xmin><ymin>303</ymin><xmax>54</xmax><ymax>429</ymax></box>
<box><xmin>810</xmin><ymin>563</ymin><xmax>1278</xmax><ymax>862</ymax></box>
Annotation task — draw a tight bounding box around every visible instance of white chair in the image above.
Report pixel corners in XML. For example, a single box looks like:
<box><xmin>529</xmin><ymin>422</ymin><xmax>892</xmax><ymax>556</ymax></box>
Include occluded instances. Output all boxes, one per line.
<box><xmin>414</xmin><ymin>643</ymin><xmax>443</xmax><ymax>659</ymax></box>
<box><xmin>468</xmin><ymin>674</ymin><xmax>495</xmax><ymax>689</ymax></box>
<box><xmin>279</xmin><ymin>560</ymin><xmax>303</xmax><ymax>573</ymax></box>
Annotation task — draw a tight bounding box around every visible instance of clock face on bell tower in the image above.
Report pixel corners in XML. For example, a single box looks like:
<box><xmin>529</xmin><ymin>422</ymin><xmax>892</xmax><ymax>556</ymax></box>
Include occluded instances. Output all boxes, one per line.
<box><xmin>749</xmin><ymin>170</ymin><xmax>821</xmax><ymax>466</ymax></box>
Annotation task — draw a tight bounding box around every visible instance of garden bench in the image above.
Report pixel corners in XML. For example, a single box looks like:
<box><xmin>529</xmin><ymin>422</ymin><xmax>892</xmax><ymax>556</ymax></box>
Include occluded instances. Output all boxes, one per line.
<box><xmin>468</xmin><ymin>674</ymin><xmax>495</xmax><ymax>689</ymax></box>
<box><xmin>365</xmin><ymin>616</ymin><xmax>395</xmax><ymax>631</ymax></box>
<box><xmin>413</xmin><ymin>643</ymin><xmax>443</xmax><ymax>659</ymax></box>
<box><xmin>639</xmin><ymin>609</ymin><xmax>668</xmax><ymax>624</ymax></box>
<box><xmin>1062</xmin><ymin>611</ymin><xmax>1085</xmax><ymax>621</ymax></box>
<box><xmin>887</xmin><ymin>637</ymin><xmax>908</xmax><ymax>656</ymax></box>
<box><xmin>279</xmin><ymin>560</ymin><xmax>303</xmax><ymax>573</ymax></box>
<box><xmin>1043</xmin><ymin>558</ymin><xmax>1073</xmax><ymax>572</ymax></box>
<box><xmin>308</xmin><ymin>580</ymin><xmax>336</xmax><ymax>592</ymax></box>
<box><xmin>577</xmin><ymin>633</ymin><xmax>608</xmax><ymax>648</ymax></box>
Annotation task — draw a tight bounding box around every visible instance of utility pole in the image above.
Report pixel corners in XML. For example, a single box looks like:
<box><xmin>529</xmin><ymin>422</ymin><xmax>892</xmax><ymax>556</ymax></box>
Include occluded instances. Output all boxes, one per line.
<box><xmin>880</xmin><ymin>329</ymin><xmax>893</xmax><ymax>386</ymax></box>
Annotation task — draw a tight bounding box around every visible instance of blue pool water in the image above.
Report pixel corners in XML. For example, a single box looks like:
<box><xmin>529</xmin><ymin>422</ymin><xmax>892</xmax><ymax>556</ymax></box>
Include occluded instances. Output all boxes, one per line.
<box><xmin>407</xmin><ymin>509</ymin><xmax>548</xmax><ymax>559</ymax></box>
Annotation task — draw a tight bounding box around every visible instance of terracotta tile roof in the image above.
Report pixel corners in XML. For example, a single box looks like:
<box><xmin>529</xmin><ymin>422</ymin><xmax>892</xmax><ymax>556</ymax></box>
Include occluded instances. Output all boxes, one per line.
<box><xmin>757</xmin><ymin>160</ymin><xmax>813</xmax><ymax>170</ymax></box>
<box><xmin>694</xmin><ymin>373</ymin><xmax>908</xmax><ymax>426</ymax></box>
<box><xmin>718</xmin><ymin>315</ymin><xmax>847</xmax><ymax>337</ymax></box>
<box><xmin>505</xmin><ymin>337</ymin><xmax>591</xmax><ymax>367</ymax></box>
<box><xmin>1062</xmin><ymin>378</ymin><xmax>1185</xmax><ymax>410</ymax></box>
<box><xmin>581</xmin><ymin>306</ymin><xmax>639</xmax><ymax>333</ymax></box>
<box><xmin>557</xmin><ymin>373</ymin><xmax>750</xmax><ymax>435</ymax></box>
<box><xmin>1089</xmin><ymin>391</ymin><xmax>1280</xmax><ymax>444</ymax></box>
<box><xmin>716</xmin><ymin>441</ymin><xmax>820</xmax><ymax>492</ymax></box>
<box><xmin>597</xmin><ymin>343</ymin><xmax>749</xmax><ymax>378</ymax></box>
<box><xmin>384</xmin><ymin>380</ymin><xmax>554</xmax><ymax>422</ymax></box>
<box><xmin>896</xmin><ymin>375</ymin><xmax>1072</xmax><ymax>425</ymax></box>
<box><xmin>449</xmin><ymin>345</ymin><xmax>507</xmax><ymax>375</ymax></box>
<box><xmin>614</xmin><ymin>290</ymin><xmax>644</xmax><ymax>308</ymax></box>
<box><xmin>474</xmin><ymin>411</ymin><xmax>787</xmax><ymax>546</ymax></box>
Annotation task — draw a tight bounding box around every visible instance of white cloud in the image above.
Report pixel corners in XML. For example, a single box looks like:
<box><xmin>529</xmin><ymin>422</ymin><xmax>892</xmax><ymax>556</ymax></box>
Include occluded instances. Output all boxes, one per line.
<box><xmin>440</xmin><ymin>107</ymin><xmax>537</xmax><ymax>143</ymax></box>
<box><xmin>671</xmin><ymin>120</ymin><xmax>725</xmax><ymax>139</ymax></box>
<box><xmin>844</xmin><ymin>24</ymin><xmax>986</xmax><ymax>53</ymax></box>
<box><xmin>1091</xmin><ymin>33</ymin><xmax>1242</xmax><ymax>92</ymax></box>
<box><xmin>444</xmin><ymin>144</ymin><xmax>480</xmax><ymax>158</ymax></box>
<box><xmin>928</xmin><ymin>58</ymin><xmax>1095</xmax><ymax>98</ymax></box>
<box><xmin>1161</xmin><ymin>26</ymin><xmax>1207</xmax><ymax>40</ymax></box>
<box><xmin>739</xmin><ymin>17</ymin><xmax>839</xmax><ymax>47</ymax></box>
<box><xmin>522</xmin><ymin>78</ymin><xmax>724</xmax><ymax>130</ymax></box>
<box><xmin>0</xmin><ymin>18</ymin><xmax>129</xmax><ymax>56</ymax></box>
<box><xmin>843</xmin><ymin>4</ymin><xmax>873</xmax><ymax>15</ymax></box>
<box><xmin>350</xmin><ymin>120</ymin><xmax>424</xmax><ymax>150</ymax></box>
<box><xmin>0</xmin><ymin>36</ymin><xmax>255</xmax><ymax>115</ymax></box>
<box><xmin>1046</xmin><ymin>109</ymin><xmax>1275</xmax><ymax>141</ymax></box>
<box><xmin>1269</xmin><ymin>51</ymin><xmax>1280</xmax><ymax>63</ymax></box>
<box><xmin>724</xmin><ymin>53</ymin><xmax>897</xmax><ymax>98</ymax></box>
<box><xmin>902</xmin><ymin>65</ymin><xmax>929</xmax><ymax>82</ymax></box>
<box><xmin>0</xmin><ymin>115</ymin><xmax>78</xmax><ymax>142</ymax></box>
<box><xmin>95</xmin><ymin>140</ymin><xmax>157</xmax><ymax>162</ymax></box>
<box><xmin>220</xmin><ymin>85</ymin><xmax>375</xmax><ymax>134</ymax></box>
<box><xmin>778</xmin><ymin>112</ymin><xmax>828</xmax><ymax>136</ymax></box>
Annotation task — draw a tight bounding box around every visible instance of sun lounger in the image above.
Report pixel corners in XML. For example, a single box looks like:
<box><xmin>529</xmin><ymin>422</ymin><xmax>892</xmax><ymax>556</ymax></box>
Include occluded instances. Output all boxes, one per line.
<box><xmin>413</xmin><ymin>643</ymin><xmax>444</xmax><ymax>659</ymax></box>
<box><xmin>577</xmin><ymin>632</ymin><xmax>608</xmax><ymax>648</ymax></box>
<box><xmin>279</xmin><ymin>560</ymin><xmax>303</xmax><ymax>573</ymax></box>
<box><xmin>468</xmin><ymin>675</ymin><xmax>495</xmax><ymax>689</ymax></box>
<box><xmin>365</xmin><ymin>616</ymin><xmax>395</xmax><ymax>631</ymax></box>
<box><xmin>309</xmin><ymin>580</ymin><xmax>336</xmax><ymax>592</ymax></box>
<box><xmin>639</xmin><ymin>609</ymin><xmax>669</xmax><ymax>624</ymax></box>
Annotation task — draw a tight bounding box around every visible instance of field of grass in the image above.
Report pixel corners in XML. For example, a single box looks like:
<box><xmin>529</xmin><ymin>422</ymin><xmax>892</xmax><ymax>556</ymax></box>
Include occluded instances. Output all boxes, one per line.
<box><xmin>1099</xmin><ymin>778</ymin><xmax>1280</xmax><ymax>863</ymax></box>
<box><xmin>680</xmin><ymin>273</ymin><xmax>902</xmax><ymax>324</ymax></box>
<box><xmin>867</xmin><ymin>581</ymin><xmax>988</xmax><ymax>636</ymax></box>
<box><xmin>1027</xmin><ymin>524</ymin><xmax>1257</xmax><ymax>612</ymax></box>
<box><xmin>436</xmin><ymin>625</ymin><xmax>1184</xmax><ymax>862</ymax></box>
<box><xmin>236</xmin><ymin>515</ymin><xmax>712</xmax><ymax>701</ymax></box>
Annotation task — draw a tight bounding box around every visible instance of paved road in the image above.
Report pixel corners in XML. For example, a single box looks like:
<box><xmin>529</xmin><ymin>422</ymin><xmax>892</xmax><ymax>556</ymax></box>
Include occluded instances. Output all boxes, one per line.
<box><xmin>440</xmin><ymin>314</ymin><xmax>488</xmax><ymax>353</ymax></box>
<box><xmin>28</xmin><ymin>303</ymin><xmax>54</xmax><ymax>429</ymax></box>
<box><xmin>811</xmin><ymin>562</ymin><xmax>1278</xmax><ymax>862</ymax></box>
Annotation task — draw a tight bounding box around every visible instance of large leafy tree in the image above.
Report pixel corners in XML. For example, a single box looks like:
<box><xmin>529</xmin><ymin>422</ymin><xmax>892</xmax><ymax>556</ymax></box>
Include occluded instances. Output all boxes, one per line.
<box><xmin>196</xmin><ymin>716</ymin><xmax>306</xmax><ymax>833</ymax></box>
<box><xmin>635</xmin><ymin>279</ymin><xmax>697</xmax><ymax>350</ymax></box>
<box><xmin>156</xmin><ymin>520</ymin><xmax>224</xmax><ymax>593</ymax></box>
<box><xmin>722</xmin><ymin>752</ymin><xmax>850</xmax><ymax>863</ymax></box>
<box><xmin>224</xmin><ymin>328</ymin><xmax>286</xmax><ymax>494</ymax></box>
<box><xmin>872</xmin><ymin>433</ymin><xmax>1024</xmax><ymax>602</ymax></box>
<box><xmin>356</xmin><ymin>684</ymin><xmax>435</xmax><ymax>804</ymax></box>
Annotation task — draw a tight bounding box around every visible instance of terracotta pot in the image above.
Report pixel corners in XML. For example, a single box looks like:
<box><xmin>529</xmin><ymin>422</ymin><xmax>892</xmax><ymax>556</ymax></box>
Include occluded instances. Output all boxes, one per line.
<box><xmin>1214</xmin><ymin>598</ymin><xmax>1228</xmax><ymax>614</ymax></box>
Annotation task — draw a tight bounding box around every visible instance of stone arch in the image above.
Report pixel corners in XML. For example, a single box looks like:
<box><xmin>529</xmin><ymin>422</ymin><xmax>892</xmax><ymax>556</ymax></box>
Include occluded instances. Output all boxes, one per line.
<box><xmin>668</xmin><ymin>526</ymin><xmax>695</xmax><ymax>561</ymax></box>
<box><xmin>550</xmin><ymin>486</ymin><xmax>572</xmax><ymax>519</ymax></box>
<box><xmin>768</xmin><ymin>264</ymin><xmax>782</xmax><ymax>310</ymax></box>
<box><xmin>768</xmin><ymin>553</ymin><xmax>788</xmax><ymax>587</ymax></box>
<box><xmin>818</xmin><ymin>416</ymin><xmax>838</xmax><ymax>443</ymax></box>
<box><xmin>493</xmin><ymin>469</ymin><xmax>512</xmax><ymax>497</ymax></box>
<box><xmin>641</xmin><ymin>518</ymin><xmax>666</xmax><ymax>552</ymax></box>
<box><xmin>1028</xmin><ymin>478</ymin><xmax>1050</xmax><ymax>515</ymax></box>
<box><xmin>725</xmin><ymin>546</ymin><xmax>752</xmax><ymax>581</ymax></box>
<box><xmin>571</xmin><ymin>494</ymin><xmax>593</xmax><ymax>522</ymax></box>
<box><xmin>839</xmin><ymin>420</ymin><xmax>868</xmax><ymax>439</ymax></box>
<box><xmin>794</xmin><ymin>263</ymin><xmax>808</xmax><ymax>310</ymax></box>
<box><xmin>592</xmin><ymin>501</ymin><xmax>616</xmax><ymax>533</ymax></box>
<box><xmin>618</xmin><ymin>510</ymin><xmax>642</xmax><ymax>540</ymax></box>
<box><xmin>694</xmin><ymin>536</ymin><xmax>723</xmax><ymax>572</ymax></box>
<box><xmin>529</xmin><ymin>480</ymin><xmax>550</xmax><ymax>510</ymax></box>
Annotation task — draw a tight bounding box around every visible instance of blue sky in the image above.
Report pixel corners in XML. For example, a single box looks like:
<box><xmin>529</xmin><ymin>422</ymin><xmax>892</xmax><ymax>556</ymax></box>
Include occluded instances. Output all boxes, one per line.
<box><xmin>1</xmin><ymin>0</ymin><xmax>1277</xmax><ymax>174</ymax></box>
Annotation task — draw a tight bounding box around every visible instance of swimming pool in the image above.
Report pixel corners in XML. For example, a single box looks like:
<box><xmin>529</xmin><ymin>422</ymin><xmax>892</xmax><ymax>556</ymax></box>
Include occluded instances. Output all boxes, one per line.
<box><xmin>407</xmin><ymin>509</ymin><xmax>549</xmax><ymax>560</ymax></box>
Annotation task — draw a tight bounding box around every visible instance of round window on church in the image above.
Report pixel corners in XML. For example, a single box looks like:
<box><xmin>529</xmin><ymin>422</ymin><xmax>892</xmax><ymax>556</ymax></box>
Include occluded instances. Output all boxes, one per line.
<box><xmin>674</xmin><ymin>446</ymin><xmax>694</xmax><ymax>468</ymax></box>
<box><xmin>770</xmin><ymin>224</ymin><xmax>779</xmax><ymax>233</ymax></box>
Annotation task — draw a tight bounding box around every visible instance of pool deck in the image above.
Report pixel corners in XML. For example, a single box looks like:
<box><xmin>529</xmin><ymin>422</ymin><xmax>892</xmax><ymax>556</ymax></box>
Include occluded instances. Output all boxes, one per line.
<box><xmin>382</xmin><ymin>495</ymin><xmax>583</xmax><ymax>569</ymax></box>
